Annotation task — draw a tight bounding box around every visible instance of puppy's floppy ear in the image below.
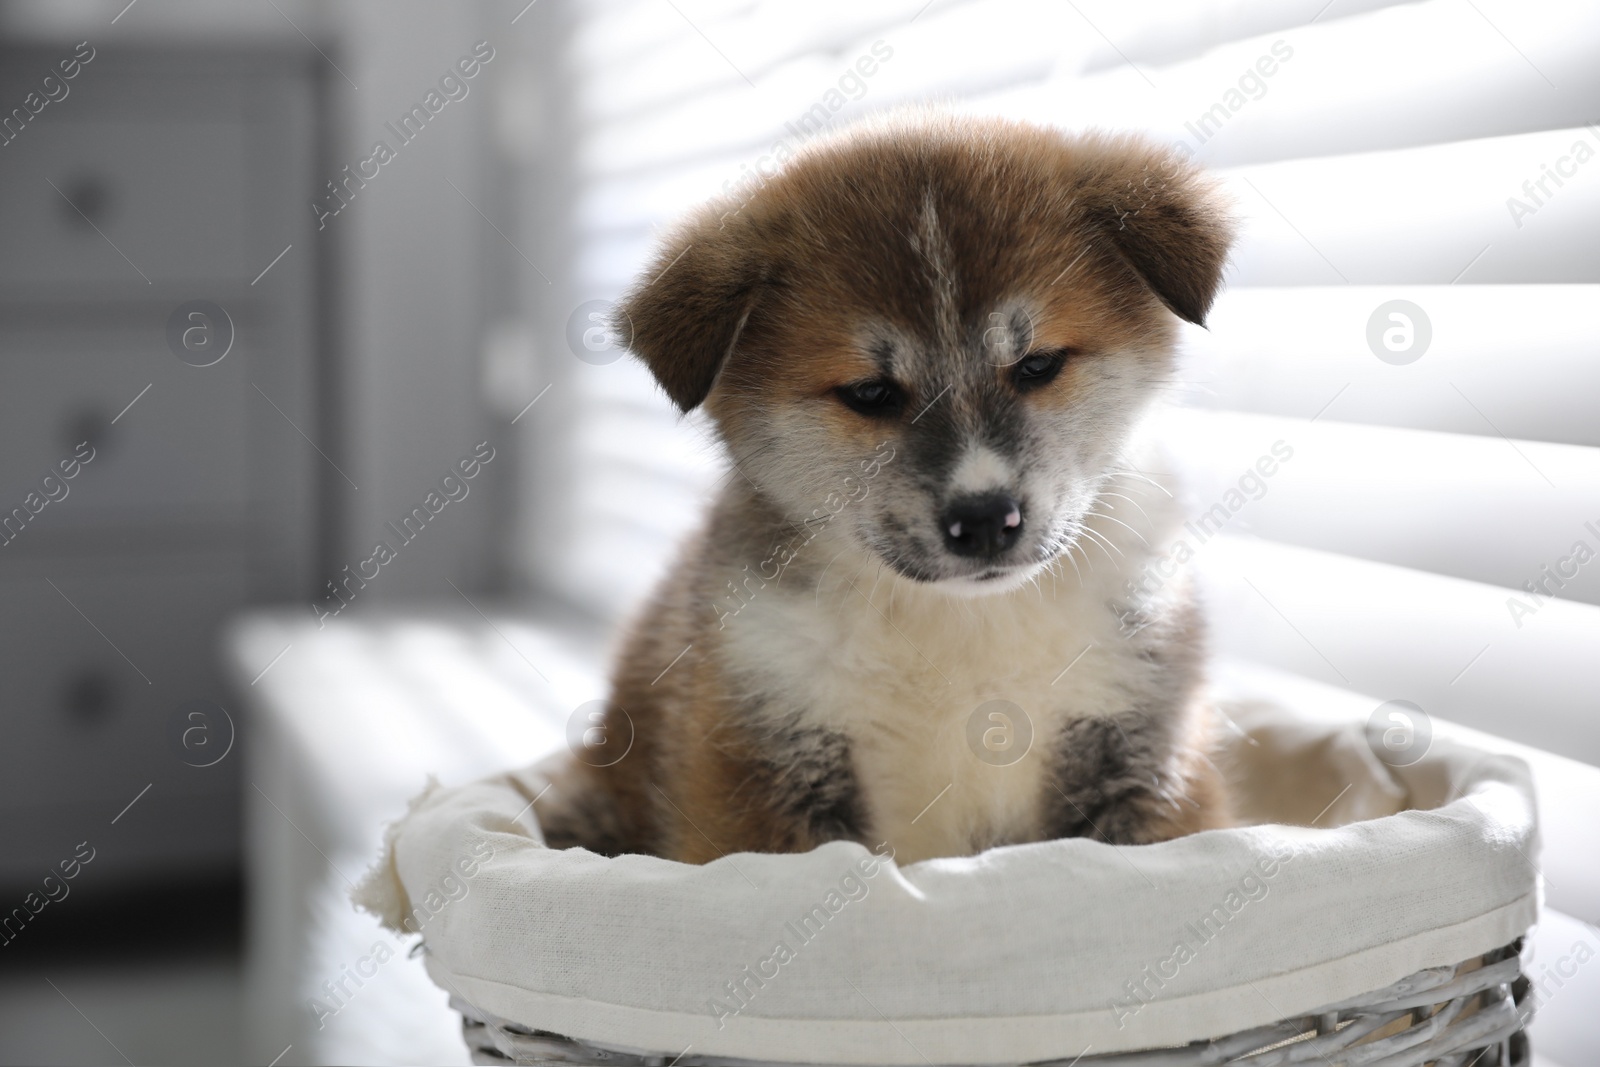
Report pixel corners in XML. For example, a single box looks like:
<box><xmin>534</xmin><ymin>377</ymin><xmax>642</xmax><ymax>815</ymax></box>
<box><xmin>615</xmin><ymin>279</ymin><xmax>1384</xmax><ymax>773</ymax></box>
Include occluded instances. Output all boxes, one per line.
<box><xmin>613</xmin><ymin>205</ymin><xmax>763</xmax><ymax>412</ymax></box>
<box><xmin>1080</xmin><ymin>140</ymin><xmax>1235</xmax><ymax>327</ymax></box>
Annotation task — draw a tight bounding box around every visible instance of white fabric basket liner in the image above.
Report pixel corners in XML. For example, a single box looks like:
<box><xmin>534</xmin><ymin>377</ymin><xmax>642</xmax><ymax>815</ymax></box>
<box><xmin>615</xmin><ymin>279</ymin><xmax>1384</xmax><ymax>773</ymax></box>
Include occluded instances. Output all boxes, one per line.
<box><xmin>355</xmin><ymin>699</ymin><xmax>1539</xmax><ymax>1066</ymax></box>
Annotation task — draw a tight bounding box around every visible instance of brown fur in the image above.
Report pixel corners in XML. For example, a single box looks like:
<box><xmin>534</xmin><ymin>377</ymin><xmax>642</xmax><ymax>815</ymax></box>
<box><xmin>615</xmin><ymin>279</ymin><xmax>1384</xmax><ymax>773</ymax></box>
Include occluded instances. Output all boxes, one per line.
<box><xmin>534</xmin><ymin>113</ymin><xmax>1235</xmax><ymax>862</ymax></box>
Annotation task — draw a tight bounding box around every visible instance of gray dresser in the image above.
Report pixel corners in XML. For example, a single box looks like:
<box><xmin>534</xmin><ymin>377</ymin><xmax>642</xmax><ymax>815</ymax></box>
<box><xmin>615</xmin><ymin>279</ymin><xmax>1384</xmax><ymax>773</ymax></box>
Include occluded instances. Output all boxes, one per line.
<box><xmin>0</xmin><ymin>46</ymin><xmax>322</xmax><ymax>888</ymax></box>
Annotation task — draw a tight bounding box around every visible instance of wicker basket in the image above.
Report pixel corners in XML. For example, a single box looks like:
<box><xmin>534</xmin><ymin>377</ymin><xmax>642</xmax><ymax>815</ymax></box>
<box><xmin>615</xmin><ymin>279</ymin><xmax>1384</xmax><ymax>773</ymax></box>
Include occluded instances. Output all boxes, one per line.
<box><xmin>454</xmin><ymin>941</ymin><xmax>1531</xmax><ymax>1067</ymax></box>
<box><xmin>355</xmin><ymin>697</ymin><xmax>1540</xmax><ymax>1067</ymax></box>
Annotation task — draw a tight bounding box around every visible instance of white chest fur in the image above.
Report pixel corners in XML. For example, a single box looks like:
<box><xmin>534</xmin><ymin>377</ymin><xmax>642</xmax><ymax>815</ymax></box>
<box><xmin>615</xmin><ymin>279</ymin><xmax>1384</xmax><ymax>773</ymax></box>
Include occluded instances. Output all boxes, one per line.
<box><xmin>720</xmin><ymin>543</ymin><xmax>1153</xmax><ymax>864</ymax></box>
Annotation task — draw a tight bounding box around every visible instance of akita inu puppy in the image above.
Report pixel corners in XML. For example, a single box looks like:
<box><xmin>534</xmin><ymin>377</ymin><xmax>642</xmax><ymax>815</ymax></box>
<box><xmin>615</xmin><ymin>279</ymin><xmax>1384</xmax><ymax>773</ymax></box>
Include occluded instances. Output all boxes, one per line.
<box><xmin>536</xmin><ymin>114</ymin><xmax>1236</xmax><ymax>864</ymax></box>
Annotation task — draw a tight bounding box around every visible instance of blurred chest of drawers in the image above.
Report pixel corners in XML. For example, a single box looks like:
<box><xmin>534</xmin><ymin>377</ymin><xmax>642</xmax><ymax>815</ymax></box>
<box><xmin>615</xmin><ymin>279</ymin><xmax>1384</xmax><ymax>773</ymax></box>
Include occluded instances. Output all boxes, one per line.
<box><xmin>0</xmin><ymin>46</ymin><xmax>324</xmax><ymax>888</ymax></box>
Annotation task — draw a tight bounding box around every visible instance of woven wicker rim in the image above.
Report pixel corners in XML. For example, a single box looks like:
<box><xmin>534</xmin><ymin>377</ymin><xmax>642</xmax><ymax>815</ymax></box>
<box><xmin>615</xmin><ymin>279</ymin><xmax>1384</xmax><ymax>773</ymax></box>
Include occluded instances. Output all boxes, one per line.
<box><xmin>453</xmin><ymin>939</ymin><xmax>1530</xmax><ymax>1067</ymax></box>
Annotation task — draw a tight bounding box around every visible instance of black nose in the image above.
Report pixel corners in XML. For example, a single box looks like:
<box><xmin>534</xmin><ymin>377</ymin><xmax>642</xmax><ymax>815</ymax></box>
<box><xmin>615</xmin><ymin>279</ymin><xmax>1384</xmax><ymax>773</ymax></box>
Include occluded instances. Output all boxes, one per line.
<box><xmin>941</xmin><ymin>493</ymin><xmax>1024</xmax><ymax>558</ymax></box>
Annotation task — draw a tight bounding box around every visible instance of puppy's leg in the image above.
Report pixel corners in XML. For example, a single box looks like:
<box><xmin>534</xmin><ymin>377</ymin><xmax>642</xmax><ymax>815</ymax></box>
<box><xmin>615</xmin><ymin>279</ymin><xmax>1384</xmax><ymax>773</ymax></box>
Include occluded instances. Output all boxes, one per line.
<box><xmin>530</xmin><ymin>752</ymin><xmax>652</xmax><ymax>857</ymax></box>
<box><xmin>1042</xmin><ymin>706</ymin><xmax>1231</xmax><ymax>845</ymax></box>
<box><xmin>661</xmin><ymin>715</ymin><xmax>868</xmax><ymax>863</ymax></box>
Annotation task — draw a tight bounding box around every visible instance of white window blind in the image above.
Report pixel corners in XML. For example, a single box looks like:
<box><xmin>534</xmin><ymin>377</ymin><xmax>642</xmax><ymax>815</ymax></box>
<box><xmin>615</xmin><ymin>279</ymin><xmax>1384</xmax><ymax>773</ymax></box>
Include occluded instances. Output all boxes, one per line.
<box><xmin>527</xmin><ymin>0</ymin><xmax>1600</xmax><ymax>770</ymax></box>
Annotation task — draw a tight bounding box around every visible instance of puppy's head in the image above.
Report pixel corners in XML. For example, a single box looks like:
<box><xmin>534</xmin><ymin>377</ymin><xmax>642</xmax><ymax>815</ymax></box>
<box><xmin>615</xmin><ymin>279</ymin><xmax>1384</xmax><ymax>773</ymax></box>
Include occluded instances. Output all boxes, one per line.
<box><xmin>617</xmin><ymin>114</ymin><xmax>1234</xmax><ymax>593</ymax></box>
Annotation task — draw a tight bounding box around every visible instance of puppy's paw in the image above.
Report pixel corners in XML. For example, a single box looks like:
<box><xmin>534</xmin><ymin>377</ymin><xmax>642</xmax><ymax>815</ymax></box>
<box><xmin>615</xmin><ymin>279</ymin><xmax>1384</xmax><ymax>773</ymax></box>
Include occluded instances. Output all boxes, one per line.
<box><xmin>1044</xmin><ymin>709</ymin><xmax>1230</xmax><ymax>844</ymax></box>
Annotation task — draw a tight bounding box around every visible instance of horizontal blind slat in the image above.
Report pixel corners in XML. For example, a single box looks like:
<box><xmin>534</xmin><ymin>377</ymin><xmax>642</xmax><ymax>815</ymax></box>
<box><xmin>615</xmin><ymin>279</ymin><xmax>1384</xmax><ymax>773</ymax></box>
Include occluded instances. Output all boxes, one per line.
<box><xmin>574</xmin><ymin>0</ymin><xmax>953</xmax><ymax>121</ymax></box>
<box><xmin>577</xmin><ymin>10</ymin><xmax>1056</xmax><ymax>179</ymax></box>
<box><xmin>1074</xmin><ymin>0</ymin><xmax>1419</xmax><ymax>73</ymax></box>
<box><xmin>1219</xmin><ymin>126</ymin><xmax>1600</xmax><ymax>284</ymax></box>
<box><xmin>1178</xmin><ymin>284</ymin><xmax>1600</xmax><ymax>446</ymax></box>
<box><xmin>1157</xmin><ymin>408</ymin><xmax>1600</xmax><ymax>604</ymax></box>
<box><xmin>966</xmin><ymin>0</ymin><xmax>1600</xmax><ymax>168</ymax></box>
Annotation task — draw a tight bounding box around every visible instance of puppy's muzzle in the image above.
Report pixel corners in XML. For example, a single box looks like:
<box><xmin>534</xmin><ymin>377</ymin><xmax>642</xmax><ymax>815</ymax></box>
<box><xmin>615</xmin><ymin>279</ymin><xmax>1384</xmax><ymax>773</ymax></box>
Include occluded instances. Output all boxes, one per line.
<box><xmin>940</xmin><ymin>492</ymin><xmax>1024</xmax><ymax>559</ymax></box>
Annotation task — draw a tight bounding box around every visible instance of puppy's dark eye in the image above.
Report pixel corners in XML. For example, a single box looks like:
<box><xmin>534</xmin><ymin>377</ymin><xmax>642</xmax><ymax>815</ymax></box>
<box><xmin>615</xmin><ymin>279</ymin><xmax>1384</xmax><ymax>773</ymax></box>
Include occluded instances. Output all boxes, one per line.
<box><xmin>835</xmin><ymin>379</ymin><xmax>904</xmax><ymax>417</ymax></box>
<box><xmin>1013</xmin><ymin>350</ymin><xmax>1068</xmax><ymax>391</ymax></box>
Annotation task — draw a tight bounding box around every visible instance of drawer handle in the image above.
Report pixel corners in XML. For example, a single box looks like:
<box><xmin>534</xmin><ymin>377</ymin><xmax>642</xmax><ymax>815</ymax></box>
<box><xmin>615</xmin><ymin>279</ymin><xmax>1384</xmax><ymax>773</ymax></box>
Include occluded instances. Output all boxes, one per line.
<box><xmin>55</xmin><ymin>174</ymin><xmax>114</xmax><ymax>231</ymax></box>
<box><xmin>62</xmin><ymin>407</ymin><xmax>112</xmax><ymax>459</ymax></box>
<box><xmin>63</xmin><ymin>668</ymin><xmax>115</xmax><ymax>725</ymax></box>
